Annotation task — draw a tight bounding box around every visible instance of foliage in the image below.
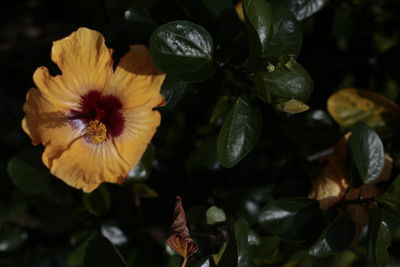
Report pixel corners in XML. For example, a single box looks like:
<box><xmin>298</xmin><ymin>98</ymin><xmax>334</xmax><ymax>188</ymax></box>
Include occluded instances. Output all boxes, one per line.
<box><xmin>2</xmin><ymin>0</ymin><xmax>400</xmax><ymax>266</ymax></box>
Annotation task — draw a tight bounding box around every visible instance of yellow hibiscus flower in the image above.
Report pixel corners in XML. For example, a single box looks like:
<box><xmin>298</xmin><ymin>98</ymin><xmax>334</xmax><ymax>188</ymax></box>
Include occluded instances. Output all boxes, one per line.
<box><xmin>22</xmin><ymin>27</ymin><xmax>165</xmax><ymax>192</ymax></box>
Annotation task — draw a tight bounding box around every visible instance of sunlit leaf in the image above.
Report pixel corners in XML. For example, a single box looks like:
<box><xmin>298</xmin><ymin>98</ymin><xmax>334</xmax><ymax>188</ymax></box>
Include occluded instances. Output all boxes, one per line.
<box><xmin>327</xmin><ymin>88</ymin><xmax>400</xmax><ymax>133</ymax></box>
<box><xmin>276</xmin><ymin>98</ymin><xmax>310</xmax><ymax>114</ymax></box>
<box><xmin>206</xmin><ymin>205</ymin><xmax>226</xmax><ymax>225</ymax></box>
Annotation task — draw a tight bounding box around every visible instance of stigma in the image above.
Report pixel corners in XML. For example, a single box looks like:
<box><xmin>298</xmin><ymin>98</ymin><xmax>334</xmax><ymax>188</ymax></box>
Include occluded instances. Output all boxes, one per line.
<box><xmin>85</xmin><ymin>120</ymin><xmax>107</xmax><ymax>144</ymax></box>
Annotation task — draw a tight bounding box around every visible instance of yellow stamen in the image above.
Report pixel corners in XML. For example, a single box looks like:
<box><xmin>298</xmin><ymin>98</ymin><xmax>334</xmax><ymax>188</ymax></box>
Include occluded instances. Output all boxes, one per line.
<box><xmin>85</xmin><ymin>120</ymin><xmax>107</xmax><ymax>144</ymax></box>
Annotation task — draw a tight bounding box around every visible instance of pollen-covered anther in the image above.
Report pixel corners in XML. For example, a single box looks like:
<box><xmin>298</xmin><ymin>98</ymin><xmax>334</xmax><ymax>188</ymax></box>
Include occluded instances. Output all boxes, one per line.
<box><xmin>85</xmin><ymin>120</ymin><xmax>107</xmax><ymax>144</ymax></box>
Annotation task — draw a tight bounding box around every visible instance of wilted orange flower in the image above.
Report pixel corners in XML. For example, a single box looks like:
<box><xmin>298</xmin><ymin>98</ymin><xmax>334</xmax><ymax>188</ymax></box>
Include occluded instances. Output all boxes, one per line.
<box><xmin>22</xmin><ymin>28</ymin><xmax>165</xmax><ymax>192</ymax></box>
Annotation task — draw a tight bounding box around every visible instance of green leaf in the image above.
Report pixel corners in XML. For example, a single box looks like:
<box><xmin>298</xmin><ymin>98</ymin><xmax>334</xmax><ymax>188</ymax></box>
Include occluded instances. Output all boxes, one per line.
<box><xmin>132</xmin><ymin>184</ymin><xmax>159</xmax><ymax>198</ymax></box>
<box><xmin>255</xmin><ymin>58</ymin><xmax>313</xmax><ymax>104</ymax></box>
<box><xmin>210</xmin><ymin>96</ymin><xmax>236</xmax><ymax>124</ymax></box>
<box><xmin>309</xmin><ymin>213</ymin><xmax>355</xmax><ymax>257</ymax></box>
<box><xmin>150</xmin><ymin>20</ymin><xmax>215</xmax><ymax>82</ymax></box>
<box><xmin>368</xmin><ymin>209</ymin><xmax>391</xmax><ymax>267</ymax></box>
<box><xmin>83</xmin><ymin>184</ymin><xmax>111</xmax><ymax>216</ymax></box>
<box><xmin>234</xmin><ymin>220</ymin><xmax>252</xmax><ymax>267</ymax></box>
<box><xmin>217</xmin><ymin>98</ymin><xmax>263</xmax><ymax>168</ymax></box>
<box><xmin>264</xmin><ymin>6</ymin><xmax>302</xmax><ymax>60</ymax></box>
<box><xmin>126</xmin><ymin>144</ymin><xmax>155</xmax><ymax>183</ymax></box>
<box><xmin>68</xmin><ymin>234</ymin><xmax>95</xmax><ymax>267</ymax></box>
<box><xmin>258</xmin><ymin>197</ymin><xmax>322</xmax><ymax>241</ymax></box>
<box><xmin>7</xmin><ymin>147</ymin><xmax>53</xmax><ymax>196</ymax></box>
<box><xmin>349</xmin><ymin>122</ymin><xmax>385</xmax><ymax>184</ymax></box>
<box><xmin>216</xmin><ymin>220</ymin><xmax>253</xmax><ymax>267</ymax></box>
<box><xmin>206</xmin><ymin>205</ymin><xmax>226</xmax><ymax>225</ymax></box>
<box><xmin>160</xmin><ymin>77</ymin><xmax>192</xmax><ymax>112</ymax></box>
<box><xmin>382</xmin><ymin>175</ymin><xmax>400</xmax><ymax>209</ymax></box>
<box><xmin>83</xmin><ymin>236</ymin><xmax>127</xmax><ymax>267</ymax></box>
<box><xmin>217</xmin><ymin>227</ymin><xmax>238</xmax><ymax>267</ymax></box>
<box><xmin>270</xmin><ymin>0</ymin><xmax>330</xmax><ymax>21</ymax></box>
<box><xmin>243</xmin><ymin>0</ymin><xmax>273</xmax><ymax>58</ymax></box>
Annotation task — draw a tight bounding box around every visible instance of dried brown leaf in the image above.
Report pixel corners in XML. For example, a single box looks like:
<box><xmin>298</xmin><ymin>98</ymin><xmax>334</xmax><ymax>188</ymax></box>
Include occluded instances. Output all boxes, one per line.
<box><xmin>308</xmin><ymin>135</ymin><xmax>349</xmax><ymax>210</ymax></box>
<box><xmin>166</xmin><ymin>196</ymin><xmax>198</xmax><ymax>266</ymax></box>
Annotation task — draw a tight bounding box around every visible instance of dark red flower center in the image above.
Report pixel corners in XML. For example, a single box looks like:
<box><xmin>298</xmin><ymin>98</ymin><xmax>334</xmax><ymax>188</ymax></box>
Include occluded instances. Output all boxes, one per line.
<box><xmin>69</xmin><ymin>90</ymin><xmax>125</xmax><ymax>141</ymax></box>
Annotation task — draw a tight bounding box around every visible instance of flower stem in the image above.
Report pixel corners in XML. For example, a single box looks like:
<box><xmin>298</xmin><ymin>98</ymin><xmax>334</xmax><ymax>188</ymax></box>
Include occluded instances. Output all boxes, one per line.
<box><xmin>181</xmin><ymin>258</ymin><xmax>188</xmax><ymax>267</ymax></box>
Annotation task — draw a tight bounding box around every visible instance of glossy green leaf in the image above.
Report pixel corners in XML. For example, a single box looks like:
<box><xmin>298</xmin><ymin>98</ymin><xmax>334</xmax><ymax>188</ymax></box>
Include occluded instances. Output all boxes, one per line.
<box><xmin>255</xmin><ymin>59</ymin><xmax>313</xmax><ymax>104</ymax></box>
<box><xmin>206</xmin><ymin>205</ymin><xmax>226</xmax><ymax>225</ymax></box>
<box><xmin>217</xmin><ymin>227</ymin><xmax>238</xmax><ymax>267</ymax></box>
<box><xmin>264</xmin><ymin>6</ymin><xmax>302</xmax><ymax>60</ymax></box>
<box><xmin>217</xmin><ymin>220</ymin><xmax>253</xmax><ymax>267</ymax></box>
<box><xmin>368</xmin><ymin>209</ymin><xmax>391</xmax><ymax>267</ymax></box>
<box><xmin>270</xmin><ymin>0</ymin><xmax>330</xmax><ymax>21</ymax></box>
<box><xmin>150</xmin><ymin>20</ymin><xmax>215</xmax><ymax>81</ymax></box>
<box><xmin>126</xmin><ymin>144</ymin><xmax>155</xmax><ymax>183</ymax></box>
<box><xmin>160</xmin><ymin>77</ymin><xmax>192</xmax><ymax>112</ymax></box>
<box><xmin>217</xmin><ymin>98</ymin><xmax>263</xmax><ymax>168</ymax></box>
<box><xmin>7</xmin><ymin>147</ymin><xmax>52</xmax><ymax>196</ymax></box>
<box><xmin>309</xmin><ymin>213</ymin><xmax>355</xmax><ymax>257</ymax></box>
<box><xmin>83</xmin><ymin>236</ymin><xmax>127</xmax><ymax>267</ymax></box>
<box><xmin>349</xmin><ymin>122</ymin><xmax>385</xmax><ymax>184</ymax></box>
<box><xmin>258</xmin><ymin>197</ymin><xmax>322</xmax><ymax>241</ymax></box>
<box><xmin>243</xmin><ymin>0</ymin><xmax>273</xmax><ymax>58</ymax></box>
<box><xmin>83</xmin><ymin>184</ymin><xmax>111</xmax><ymax>216</ymax></box>
<box><xmin>234</xmin><ymin>220</ymin><xmax>252</xmax><ymax>267</ymax></box>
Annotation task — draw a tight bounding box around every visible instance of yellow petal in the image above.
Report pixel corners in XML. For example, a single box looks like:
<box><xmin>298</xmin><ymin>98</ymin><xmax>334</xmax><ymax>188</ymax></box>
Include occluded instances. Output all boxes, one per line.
<box><xmin>33</xmin><ymin>66</ymin><xmax>81</xmax><ymax>109</ymax></box>
<box><xmin>106</xmin><ymin>45</ymin><xmax>165</xmax><ymax>109</ymax></box>
<box><xmin>22</xmin><ymin>88</ymin><xmax>83</xmax><ymax>162</ymax></box>
<box><xmin>114</xmin><ymin>106</ymin><xmax>161</xmax><ymax>169</ymax></box>
<box><xmin>49</xmin><ymin>138</ymin><xmax>131</xmax><ymax>192</ymax></box>
<box><xmin>51</xmin><ymin>27</ymin><xmax>113</xmax><ymax>93</ymax></box>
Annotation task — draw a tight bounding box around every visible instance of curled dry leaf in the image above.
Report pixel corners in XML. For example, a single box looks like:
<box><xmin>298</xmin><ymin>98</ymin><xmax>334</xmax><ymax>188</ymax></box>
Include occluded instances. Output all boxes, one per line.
<box><xmin>167</xmin><ymin>196</ymin><xmax>198</xmax><ymax>266</ymax></box>
<box><xmin>309</xmin><ymin>132</ymin><xmax>393</xmax><ymax>243</ymax></box>
<box><xmin>309</xmin><ymin>133</ymin><xmax>393</xmax><ymax>210</ymax></box>
<box><xmin>327</xmin><ymin>88</ymin><xmax>400</xmax><ymax>132</ymax></box>
<box><xmin>308</xmin><ymin>135</ymin><xmax>349</xmax><ymax>210</ymax></box>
